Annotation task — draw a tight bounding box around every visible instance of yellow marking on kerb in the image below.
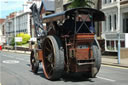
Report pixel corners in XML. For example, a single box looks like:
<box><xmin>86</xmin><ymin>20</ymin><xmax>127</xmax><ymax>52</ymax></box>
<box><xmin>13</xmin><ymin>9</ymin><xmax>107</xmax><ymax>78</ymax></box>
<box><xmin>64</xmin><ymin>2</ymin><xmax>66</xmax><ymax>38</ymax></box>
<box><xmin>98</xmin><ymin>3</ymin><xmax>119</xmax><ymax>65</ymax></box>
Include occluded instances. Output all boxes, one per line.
<box><xmin>102</xmin><ymin>65</ymin><xmax>128</xmax><ymax>70</ymax></box>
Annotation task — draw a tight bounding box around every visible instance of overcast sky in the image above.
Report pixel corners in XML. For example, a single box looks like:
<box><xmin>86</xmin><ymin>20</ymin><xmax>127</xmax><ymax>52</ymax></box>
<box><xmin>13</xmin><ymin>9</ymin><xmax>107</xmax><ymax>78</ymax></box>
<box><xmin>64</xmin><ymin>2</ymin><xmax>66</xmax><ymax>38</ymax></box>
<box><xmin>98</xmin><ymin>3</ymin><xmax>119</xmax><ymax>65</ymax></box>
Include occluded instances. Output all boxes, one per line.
<box><xmin>0</xmin><ymin>0</ymin><xmax>28</xmax><ymax>18</ymax></box>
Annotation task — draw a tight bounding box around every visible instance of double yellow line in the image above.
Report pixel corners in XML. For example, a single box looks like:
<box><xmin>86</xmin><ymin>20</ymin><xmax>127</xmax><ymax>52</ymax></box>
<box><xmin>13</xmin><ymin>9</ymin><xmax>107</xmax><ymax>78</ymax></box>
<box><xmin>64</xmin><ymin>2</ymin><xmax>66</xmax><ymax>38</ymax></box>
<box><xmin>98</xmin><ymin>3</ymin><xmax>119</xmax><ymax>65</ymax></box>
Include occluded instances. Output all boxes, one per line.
<box><xmin>102</xmin><ymin>65</ymin><xmax>128</xmax><ymax>69</ymax></box>
<box><xmin>0</xmin><ymin>83</ymin><xmax>1</xmax><ymax>85</ymax></box>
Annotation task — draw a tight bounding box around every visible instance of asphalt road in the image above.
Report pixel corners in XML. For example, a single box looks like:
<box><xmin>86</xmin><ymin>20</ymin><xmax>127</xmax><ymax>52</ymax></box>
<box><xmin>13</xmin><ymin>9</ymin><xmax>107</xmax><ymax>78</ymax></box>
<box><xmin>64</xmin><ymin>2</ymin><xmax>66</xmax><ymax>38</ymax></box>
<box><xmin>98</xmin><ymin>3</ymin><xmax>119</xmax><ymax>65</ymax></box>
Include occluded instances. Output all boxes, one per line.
<box><xmin>0</xmin><ymin>51</ymin><xmax>128</xmax><ymax>85</ymax></box>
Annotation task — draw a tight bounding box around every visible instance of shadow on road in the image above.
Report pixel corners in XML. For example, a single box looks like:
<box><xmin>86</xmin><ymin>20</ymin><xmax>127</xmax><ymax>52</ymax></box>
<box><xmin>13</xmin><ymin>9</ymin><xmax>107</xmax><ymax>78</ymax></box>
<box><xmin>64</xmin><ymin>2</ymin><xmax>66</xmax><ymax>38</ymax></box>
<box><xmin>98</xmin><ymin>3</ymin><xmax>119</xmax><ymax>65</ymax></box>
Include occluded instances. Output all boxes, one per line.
<box><xmin>27</xmin><ymin>64</ymin><xmax>94</xmax><ymax>82</ymax></box>
<box><xmin>26</xmin><ymin>64</ymin><xmax>30</xmax><ymax>66</ymax></box>
<box><xmin>37</xmin><ymin>70</ymin><xmax>94</xmax><ymax>82</ymax></box>
<box><xmin>36</xmin><ymin>68</ymin><xmax>46</xmax><ymax>78</ymax></box>
<box><xmin>61</xmin><ymin>73</ymin><xmax>94</xmax><ymax>82</ymax></box>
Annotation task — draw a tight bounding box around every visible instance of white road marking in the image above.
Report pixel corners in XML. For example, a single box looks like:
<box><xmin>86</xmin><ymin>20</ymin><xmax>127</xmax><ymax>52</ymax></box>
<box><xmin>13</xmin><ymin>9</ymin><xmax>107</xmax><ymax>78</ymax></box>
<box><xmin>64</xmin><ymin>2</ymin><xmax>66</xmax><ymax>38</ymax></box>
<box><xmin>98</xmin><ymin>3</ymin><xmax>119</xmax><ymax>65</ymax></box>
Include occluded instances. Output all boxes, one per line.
<box><xmin>97</xmin><ymin>76</ymin><xmax>116</xmax><ymax>82</ymax></box>
<box><xmin>2</xmin><ymin>60</ymin><xmax>19</xmax><ymax>64</ymax></box>
<box><xmin>102</xmin><ymin>65</ymin><xmax>128</xmax><ymax>70</ymax></box>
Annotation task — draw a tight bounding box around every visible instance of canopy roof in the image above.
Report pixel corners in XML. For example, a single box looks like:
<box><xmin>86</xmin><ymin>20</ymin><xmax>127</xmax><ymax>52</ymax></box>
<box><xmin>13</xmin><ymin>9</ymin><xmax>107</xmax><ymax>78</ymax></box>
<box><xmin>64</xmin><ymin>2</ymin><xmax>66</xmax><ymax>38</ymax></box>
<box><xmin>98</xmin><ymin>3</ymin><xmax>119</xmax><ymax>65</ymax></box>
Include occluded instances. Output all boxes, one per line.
<box><xmin>43</xmin><ymin>8</ymin><xmax>105</xmax><ymax>23</ymax></box>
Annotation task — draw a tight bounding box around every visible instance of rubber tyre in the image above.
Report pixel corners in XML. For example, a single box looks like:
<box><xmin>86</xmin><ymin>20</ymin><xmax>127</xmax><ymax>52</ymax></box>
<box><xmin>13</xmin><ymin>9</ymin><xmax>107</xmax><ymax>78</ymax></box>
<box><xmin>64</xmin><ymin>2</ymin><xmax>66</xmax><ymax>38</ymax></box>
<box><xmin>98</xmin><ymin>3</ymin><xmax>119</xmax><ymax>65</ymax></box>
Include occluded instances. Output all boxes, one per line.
<box><xmin>91</xmin><ymin>42</ymin><xmax>101</xmax><ymax>78</ymax></box>
<box><xmin>30</xmin><ymin>50</ymin><xmax>39</xmax><ymax>74</ymax></box>
<box><xmin>42</xmin><ymin>35</ymin><xmax>64</xmax><ymax>80</ymax></box>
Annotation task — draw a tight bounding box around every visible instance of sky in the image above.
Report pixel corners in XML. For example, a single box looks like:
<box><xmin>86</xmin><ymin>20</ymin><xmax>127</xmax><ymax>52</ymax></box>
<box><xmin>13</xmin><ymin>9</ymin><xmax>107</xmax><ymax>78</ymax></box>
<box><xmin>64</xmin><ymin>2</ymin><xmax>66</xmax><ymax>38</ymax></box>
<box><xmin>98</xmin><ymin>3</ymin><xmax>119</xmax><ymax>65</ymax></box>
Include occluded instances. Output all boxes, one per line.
<box><xmin>0</xmin><ymin>0</ymin><xmax>28</xmax><ymax>18</ymax></box>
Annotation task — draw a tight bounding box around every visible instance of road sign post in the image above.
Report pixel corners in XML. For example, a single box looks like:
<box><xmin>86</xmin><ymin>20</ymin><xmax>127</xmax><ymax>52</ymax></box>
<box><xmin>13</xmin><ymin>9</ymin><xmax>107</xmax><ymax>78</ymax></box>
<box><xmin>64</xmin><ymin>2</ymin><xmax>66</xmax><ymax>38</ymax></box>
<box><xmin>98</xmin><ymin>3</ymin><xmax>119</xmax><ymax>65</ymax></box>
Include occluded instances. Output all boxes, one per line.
<box><xmin>117</xmin><ymin>0</ymin><xmax>120</xmax><ymax>64</ymax></box>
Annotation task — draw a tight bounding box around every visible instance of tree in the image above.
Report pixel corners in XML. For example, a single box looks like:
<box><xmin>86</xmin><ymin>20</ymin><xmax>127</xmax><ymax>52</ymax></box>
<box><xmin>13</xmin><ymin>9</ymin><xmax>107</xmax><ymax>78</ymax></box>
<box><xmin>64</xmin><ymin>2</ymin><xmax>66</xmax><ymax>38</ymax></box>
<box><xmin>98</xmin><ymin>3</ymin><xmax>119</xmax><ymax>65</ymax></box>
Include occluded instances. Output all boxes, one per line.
<box><xmin>68</xmin><ymin>0</ymin><xmax>94</xmax><ymax>8</ymax></box>
<box><xmin>11</xmin><ymin>33</ymin><xmax>31</xmax><ymax>46</ymax></box>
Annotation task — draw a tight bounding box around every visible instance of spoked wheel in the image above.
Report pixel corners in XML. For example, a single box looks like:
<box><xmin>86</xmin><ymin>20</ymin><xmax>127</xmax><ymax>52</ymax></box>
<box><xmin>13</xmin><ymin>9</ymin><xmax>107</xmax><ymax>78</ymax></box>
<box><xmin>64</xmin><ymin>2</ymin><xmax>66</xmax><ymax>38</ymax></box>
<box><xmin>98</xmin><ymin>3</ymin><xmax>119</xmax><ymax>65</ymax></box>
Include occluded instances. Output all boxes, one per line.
<box><xmin>91</xmin><ymin>40</ymin><xmax>101</xmax><ymax>78</ymax></box>
<box><xmin>42</xmin><ymin>35</ymin><xmax>64</xmax><ymax>80</ymax></box>
<box><xmin>30</xmin><ymin>50</ymin><xmax>39</xmax><ymax>74</ymax></box>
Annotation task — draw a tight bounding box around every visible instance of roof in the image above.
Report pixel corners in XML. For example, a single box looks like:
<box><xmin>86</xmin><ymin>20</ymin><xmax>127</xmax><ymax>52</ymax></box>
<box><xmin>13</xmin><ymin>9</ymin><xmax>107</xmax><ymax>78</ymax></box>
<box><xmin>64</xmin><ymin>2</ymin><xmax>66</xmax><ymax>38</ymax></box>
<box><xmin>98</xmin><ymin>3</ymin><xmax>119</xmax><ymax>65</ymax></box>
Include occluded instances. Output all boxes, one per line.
<box><xmin>43</xmin><ymin>8</ymin><xmax>105</xmax><ymax>23</ymax></box>
<box><xmin>0</xmin><ymin>19</ymin><xmax>5</xmax><ymax>24</ymax></box>
<box><xmin>39</xmin><ymin>0</ymin><xmax>55</xmax><ymax>13</ymax></box>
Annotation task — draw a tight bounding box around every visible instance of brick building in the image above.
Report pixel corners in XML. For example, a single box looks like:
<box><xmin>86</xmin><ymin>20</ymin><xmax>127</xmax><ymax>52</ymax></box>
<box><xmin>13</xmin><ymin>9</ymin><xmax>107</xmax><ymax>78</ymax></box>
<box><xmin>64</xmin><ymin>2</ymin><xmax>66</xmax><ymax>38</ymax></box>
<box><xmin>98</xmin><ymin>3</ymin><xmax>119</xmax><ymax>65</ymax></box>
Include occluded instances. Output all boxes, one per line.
<box><xmin>0</xmin><ymin>19</ymin><xmax>5</xmax><ymax>45</ymax></box>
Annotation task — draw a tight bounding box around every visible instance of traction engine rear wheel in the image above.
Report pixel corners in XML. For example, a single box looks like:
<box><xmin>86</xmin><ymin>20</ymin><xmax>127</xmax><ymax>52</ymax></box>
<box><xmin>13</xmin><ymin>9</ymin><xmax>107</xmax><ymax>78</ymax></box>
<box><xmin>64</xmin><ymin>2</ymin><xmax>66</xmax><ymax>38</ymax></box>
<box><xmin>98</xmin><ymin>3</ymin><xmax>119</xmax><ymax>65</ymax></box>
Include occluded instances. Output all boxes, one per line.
<box><xmin>42</xmin><ymin>35</ymin><xmax>64</xmax><ymax>80</ymax></box>
<box><xmin>91</xmin><ymin>42</ymin><xmax>101</xmax><ymax>78</ymax></box>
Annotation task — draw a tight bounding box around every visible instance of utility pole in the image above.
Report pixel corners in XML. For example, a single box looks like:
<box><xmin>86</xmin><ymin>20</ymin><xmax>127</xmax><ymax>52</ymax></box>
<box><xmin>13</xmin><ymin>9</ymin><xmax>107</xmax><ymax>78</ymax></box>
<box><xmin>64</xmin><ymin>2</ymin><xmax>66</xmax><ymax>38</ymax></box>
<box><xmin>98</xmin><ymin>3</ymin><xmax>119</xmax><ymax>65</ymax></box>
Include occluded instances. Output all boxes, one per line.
<box><xmin>117</xmin><ymin>0</ymin><xmax>120</xmax><ymax>64</ymax></box>
<box><xmin>14</xmin><ymin>14</ymin><xmax>17</xmax><ymax>51</ymax></box>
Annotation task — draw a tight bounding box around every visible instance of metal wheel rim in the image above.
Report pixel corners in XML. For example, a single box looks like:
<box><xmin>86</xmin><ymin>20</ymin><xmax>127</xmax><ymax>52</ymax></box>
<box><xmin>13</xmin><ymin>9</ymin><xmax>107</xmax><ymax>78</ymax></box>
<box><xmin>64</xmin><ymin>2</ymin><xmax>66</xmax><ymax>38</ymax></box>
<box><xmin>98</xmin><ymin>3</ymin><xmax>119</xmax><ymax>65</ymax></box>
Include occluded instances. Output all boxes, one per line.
<box><xmin>43</xmin><ymin>38</ymin><xmax>54</xmax><ymax>78</ymax></box>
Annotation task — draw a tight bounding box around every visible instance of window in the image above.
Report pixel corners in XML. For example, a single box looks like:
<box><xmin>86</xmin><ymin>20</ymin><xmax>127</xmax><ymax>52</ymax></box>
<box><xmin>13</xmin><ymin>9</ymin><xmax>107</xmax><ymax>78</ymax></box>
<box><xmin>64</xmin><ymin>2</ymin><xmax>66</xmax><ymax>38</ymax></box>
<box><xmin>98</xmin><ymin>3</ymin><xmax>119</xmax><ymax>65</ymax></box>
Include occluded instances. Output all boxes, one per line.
<box><xmin>107</xmin><ymin>40</ymin><xmax>111</xmax><ymax>50</ymax></box>
<box><xmin>104</xmin><ymin>20</ymin><xmax>107</xmax><ymax>32</ymax></box>
<box><xmin>109</xmin><ymin>15</ymin><xmax>112</xmax><ymax>31</ymax></box>
<box><xmin>123</xmin><ymin>18</ymin><xmax>128</xmax><ymax>33</ymax></box>
<box><xmin>106</xmin><ymin>40</ymin><xmax>118</xmax><ymax>51</ymax></box>
<box><xmin>114</xmin><ymin>14</ymin><xmax>117</xmax><ymax>30</ymax></box>
<box><xmin>104</xmin><ymin>0</ymin><xmax>107</xmax><ymax>4</ymax></box>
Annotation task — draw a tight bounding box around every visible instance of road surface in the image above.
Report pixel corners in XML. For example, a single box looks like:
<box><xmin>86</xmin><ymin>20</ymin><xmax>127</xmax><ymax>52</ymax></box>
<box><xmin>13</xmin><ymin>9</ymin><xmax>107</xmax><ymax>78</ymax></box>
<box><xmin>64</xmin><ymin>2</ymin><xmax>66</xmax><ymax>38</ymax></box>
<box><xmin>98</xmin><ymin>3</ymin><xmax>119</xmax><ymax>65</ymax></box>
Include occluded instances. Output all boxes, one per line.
<box><xmin>0</xmin><ymin>51</ymin><xmax>128</xmax><ymax>85</ymax></box>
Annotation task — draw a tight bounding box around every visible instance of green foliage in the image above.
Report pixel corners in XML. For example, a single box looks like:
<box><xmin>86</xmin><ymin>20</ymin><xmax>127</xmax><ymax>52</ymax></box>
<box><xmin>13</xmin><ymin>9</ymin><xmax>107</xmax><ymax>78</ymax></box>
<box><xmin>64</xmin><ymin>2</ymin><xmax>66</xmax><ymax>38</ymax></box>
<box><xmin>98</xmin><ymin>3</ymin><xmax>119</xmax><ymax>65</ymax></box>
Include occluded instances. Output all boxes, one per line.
<box><xmin>68</xmin><ymin>0</ymin><xmax>94</xmax><ymax>8</ymax></box>
<box><xmin>10</xmin><ymin>33</ymin><xmax>31</xmax><ymax>46</ymax></box>
<box><xmin>10</xmin><ymin>37</ymin><xmax>15</xmax><ymax>46</ymax></box>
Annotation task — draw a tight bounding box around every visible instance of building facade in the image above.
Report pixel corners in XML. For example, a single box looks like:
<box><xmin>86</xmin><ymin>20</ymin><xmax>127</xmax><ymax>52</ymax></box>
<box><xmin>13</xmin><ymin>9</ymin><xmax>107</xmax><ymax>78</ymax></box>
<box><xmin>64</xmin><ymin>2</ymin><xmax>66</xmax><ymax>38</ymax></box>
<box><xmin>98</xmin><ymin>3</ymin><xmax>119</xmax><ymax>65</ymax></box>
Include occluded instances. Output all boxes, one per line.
<box><xmin>0</xmin><ymin>19</ymin><xmax>5</xmax><ymax>36</ymax></box>
<box><xmin>4</xmin><ymin>0</ymin><xmax>42</xmax><ymax>45</ymax></box>
<box><xmin>4</xmin><ymin>11</ymin><xmax>31</xmax><ymax>45</ymax></box>
<box><xmin>101</xmin><ymin>0</ymin><xmax>128</xmax><ymax>52</ymax></box>
<box><xmin>0</xmin><ymin>19</ymin><xmax>5</xmax><ymax>45</ymax></box>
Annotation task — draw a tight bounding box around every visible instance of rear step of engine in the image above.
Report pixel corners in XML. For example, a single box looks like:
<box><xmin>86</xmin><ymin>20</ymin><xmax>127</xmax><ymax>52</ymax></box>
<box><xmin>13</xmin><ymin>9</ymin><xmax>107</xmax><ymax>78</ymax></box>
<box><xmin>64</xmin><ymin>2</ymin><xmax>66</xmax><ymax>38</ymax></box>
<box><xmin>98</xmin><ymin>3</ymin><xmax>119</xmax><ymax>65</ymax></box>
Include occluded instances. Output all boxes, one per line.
<box><xmin>77</xmin><ymin>59</ymin><xmax>95</xmax><ymax>65</ymax></box>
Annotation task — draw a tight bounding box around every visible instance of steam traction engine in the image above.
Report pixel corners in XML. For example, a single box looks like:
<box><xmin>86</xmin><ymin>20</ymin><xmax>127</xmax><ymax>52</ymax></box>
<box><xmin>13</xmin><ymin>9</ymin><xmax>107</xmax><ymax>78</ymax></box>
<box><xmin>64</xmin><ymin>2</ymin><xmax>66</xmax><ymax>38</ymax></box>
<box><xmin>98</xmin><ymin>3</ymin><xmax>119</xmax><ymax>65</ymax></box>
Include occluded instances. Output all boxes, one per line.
<box><xmin>30</xmin><ymin>4</ymin><xmax>105</xmax><ymax>80</ymax></box>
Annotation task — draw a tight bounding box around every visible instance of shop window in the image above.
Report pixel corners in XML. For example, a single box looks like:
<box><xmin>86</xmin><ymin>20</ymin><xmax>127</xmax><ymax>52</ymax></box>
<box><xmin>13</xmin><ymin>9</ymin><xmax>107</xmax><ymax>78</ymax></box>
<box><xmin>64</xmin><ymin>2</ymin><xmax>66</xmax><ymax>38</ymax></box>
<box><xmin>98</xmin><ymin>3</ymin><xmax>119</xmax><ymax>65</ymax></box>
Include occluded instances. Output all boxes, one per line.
<box><xmin>121</xmin><ymin>41</ymin><xmax>125</xmax><ymax>48</ymax></box>
<box><xmin>111</xmin><ymin>41</ymin><xmax>114</xmax><ymax>50</ymax></box>
<box><xmin>107</xmin><ymin>40</ymin><xmax>111</xmax><ymax>50</ymax></box>
<box><xmin>116</xmin><ymin>40</ymin><xmax>125</xmax><ymax>50</ymax></box>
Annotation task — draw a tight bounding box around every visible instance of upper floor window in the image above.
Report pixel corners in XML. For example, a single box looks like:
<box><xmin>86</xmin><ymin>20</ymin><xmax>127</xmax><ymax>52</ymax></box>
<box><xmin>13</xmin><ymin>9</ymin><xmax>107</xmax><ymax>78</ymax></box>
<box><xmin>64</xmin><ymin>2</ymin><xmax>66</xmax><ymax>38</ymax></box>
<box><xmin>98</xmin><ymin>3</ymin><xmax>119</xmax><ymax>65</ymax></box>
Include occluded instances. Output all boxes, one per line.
<box><xmin>103</xmin><ymin>0</ymin><xmax>113</xmax><ymax>4</ymax></box>
<box><xmin>104</xmin><ymin>0</ymin><xmax>107</xmax><ymax>4</ymax></box>
<box><xmin>104</xmin><ymin>20</ymin><xmax>107</xmax><ymax>32</ymax></box>
<box><xmin>114</xmin><ymin>14</ymin><xmax>117</xmax><ymax>30</ymax></box>
<box><xmin>109</xmin><ymin>0</ymin><xmax>112</xmax><ymax>3</ymax></box>
<box><xmin>109</xmin><ymin>15</ymin><xmax>112</xmax><ymax>31</ymax></box>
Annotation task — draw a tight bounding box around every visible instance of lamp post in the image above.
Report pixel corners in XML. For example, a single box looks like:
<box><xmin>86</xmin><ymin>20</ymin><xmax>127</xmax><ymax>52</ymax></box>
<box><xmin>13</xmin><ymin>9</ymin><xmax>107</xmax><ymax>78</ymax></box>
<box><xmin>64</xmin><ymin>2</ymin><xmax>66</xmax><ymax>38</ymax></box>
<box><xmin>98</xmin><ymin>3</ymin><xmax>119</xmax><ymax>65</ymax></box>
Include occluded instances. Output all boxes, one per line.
<box><xmin>14</xmin><ymin>14</ymin><xmax>17</xmax><ymax>51</ymax></box>
<box><xmin>117</xmin><ymin>0</ymin><xmax>120</xmax><ymax>64</ymax></box>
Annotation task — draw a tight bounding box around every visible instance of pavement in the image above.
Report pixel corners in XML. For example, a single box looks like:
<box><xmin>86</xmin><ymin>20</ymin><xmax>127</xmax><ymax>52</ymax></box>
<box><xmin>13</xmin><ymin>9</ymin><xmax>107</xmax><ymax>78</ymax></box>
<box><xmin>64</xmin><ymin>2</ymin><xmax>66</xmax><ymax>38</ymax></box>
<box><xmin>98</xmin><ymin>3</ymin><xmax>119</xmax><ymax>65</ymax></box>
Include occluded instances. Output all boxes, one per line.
<box><xmin>1</xmin><ymin>49</ymin><xmax>128</xmax><ymax>68</ymax></box>
<box><xmin>1</xmin><ymin>49</ymin><xmax>31</xmax><ymax>55</ymax></box>
<box><xmin>102</xmin><ymin>55</ymin><xmax>128</xmax><ymax>68</ymax></box>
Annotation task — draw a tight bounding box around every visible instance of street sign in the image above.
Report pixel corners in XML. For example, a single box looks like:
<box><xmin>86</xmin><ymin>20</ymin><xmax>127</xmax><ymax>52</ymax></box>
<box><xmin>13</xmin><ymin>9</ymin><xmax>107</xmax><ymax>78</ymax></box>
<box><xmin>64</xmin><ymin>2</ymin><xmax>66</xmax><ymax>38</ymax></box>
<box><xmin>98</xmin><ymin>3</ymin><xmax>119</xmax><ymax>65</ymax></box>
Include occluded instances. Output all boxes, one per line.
<box><xmin>105</xmin><ymin>33</ymin><xmax>125</xmax><ymax>40</ymax></box>
<box><xmin>15</xmin><ymin>37</ymin><xmax>22</xmax><ymax>42</ymax></box>
<box><xmin>0</xmin><ymin>36</ymin><xmax>6</xmax><ymax>45</ymax></box>
<box><xmin>29</xmin><ymin>37</ymin><xmax>37</xmax><ymax>42</ymax></box>
<box><xmin>1</xmin><ymin>36</ymin><xmax>6</xmax><ymax>43</ymax></box>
